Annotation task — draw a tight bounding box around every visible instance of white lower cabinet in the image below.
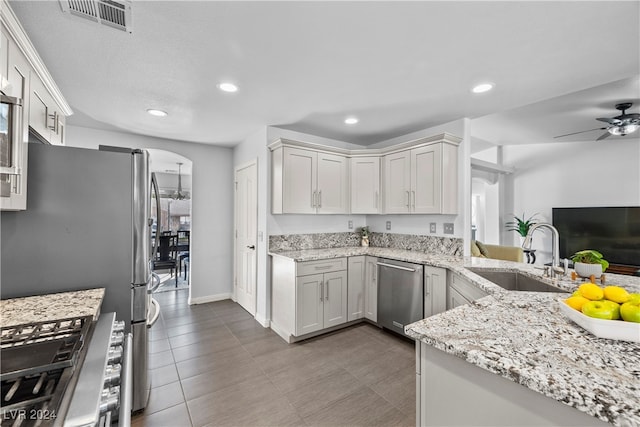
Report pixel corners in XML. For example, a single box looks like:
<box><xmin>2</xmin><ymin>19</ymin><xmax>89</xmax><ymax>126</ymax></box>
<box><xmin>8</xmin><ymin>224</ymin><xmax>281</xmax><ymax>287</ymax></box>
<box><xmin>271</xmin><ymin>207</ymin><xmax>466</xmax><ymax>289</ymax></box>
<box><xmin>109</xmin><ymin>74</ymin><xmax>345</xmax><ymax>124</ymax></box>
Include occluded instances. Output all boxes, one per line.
<box><xmin>364</xmin><ymin>256</ymin><xmax>378</xmax><ymax>322</ymax></box>
<box><xmin>295</xmin><ymin>270</ymin><xmax>348</xmax><ymax>335</ymax></box>
<box><xmin>447</xmin><ymin>273</ymin><xmax>489</xmax><ymax>309</ymax></box>
<box><xmin>347</xmin><ymin>256</ymin><xmax>366</xmax><ymax>321</ymax></box>
<box><xmin>424</xmin><ymin>266</ymin><xmax>447</xmax><ymax>317</ymax></box>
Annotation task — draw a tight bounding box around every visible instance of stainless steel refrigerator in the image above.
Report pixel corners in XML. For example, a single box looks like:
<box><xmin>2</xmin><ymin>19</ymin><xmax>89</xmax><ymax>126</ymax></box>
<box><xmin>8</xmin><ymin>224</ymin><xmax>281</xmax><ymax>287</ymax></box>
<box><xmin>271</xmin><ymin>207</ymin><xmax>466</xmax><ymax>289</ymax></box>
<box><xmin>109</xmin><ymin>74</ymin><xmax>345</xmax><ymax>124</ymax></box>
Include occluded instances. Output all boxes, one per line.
<box><xmin>0</xmin><ymin>142</ymin><xmax>160</xmax><ymax>412</ymax></box>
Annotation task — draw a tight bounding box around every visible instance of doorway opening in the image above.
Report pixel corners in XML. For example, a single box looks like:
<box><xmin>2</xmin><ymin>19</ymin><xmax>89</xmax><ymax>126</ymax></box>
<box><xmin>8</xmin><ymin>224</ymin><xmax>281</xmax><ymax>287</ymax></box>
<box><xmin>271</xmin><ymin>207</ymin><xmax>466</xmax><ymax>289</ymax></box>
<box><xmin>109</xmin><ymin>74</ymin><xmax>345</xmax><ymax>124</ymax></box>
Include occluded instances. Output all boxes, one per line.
<box><xmin>147</xmin><ymin>149</ymin><xmax>193</xmax><ymax>297</ymax></box>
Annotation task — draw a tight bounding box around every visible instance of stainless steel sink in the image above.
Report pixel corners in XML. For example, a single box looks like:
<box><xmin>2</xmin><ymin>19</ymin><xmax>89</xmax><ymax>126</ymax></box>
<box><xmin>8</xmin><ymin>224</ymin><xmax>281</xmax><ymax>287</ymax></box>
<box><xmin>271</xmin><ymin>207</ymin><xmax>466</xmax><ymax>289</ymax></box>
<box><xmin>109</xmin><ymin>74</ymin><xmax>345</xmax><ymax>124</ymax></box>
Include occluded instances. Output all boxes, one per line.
<box><xmin>468</xmin><ymin>269</ymin><xmax>568</xmax><ymax>293</ymax></box>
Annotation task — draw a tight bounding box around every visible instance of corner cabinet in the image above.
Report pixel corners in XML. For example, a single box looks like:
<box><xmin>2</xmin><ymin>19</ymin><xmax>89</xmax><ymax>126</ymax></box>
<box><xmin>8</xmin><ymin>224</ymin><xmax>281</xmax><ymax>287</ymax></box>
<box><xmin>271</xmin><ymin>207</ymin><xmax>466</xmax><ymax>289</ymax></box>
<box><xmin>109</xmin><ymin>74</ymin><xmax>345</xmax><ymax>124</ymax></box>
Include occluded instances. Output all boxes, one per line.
<box><xmin>447</xmin><ymin>273</ymin><xmax>489</xmax><ymax>309</ymax></box>
<box><xmin>271</xmin><ymin>144</ymin><xmax>349</xmax><ymax>214</ymax></box>
<box><xmin>350</xmin><ymin>156</ymin><xmax>380</xmax><ymax>214</ymax></box>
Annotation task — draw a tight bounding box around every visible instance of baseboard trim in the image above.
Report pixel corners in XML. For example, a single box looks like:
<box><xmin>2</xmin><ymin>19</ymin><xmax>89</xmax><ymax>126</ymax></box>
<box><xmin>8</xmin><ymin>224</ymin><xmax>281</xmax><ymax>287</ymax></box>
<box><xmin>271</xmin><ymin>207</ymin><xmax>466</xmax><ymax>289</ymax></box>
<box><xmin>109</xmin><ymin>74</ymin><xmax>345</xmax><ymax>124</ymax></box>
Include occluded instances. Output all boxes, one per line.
<box><xmin>255</xmin><ymin>312</ymin><xmax>270</xmax><ymax>328</ymax></box>
<box><xmin>188</xmin><ymin>293</ymin><xmax>233</xmax><ymax>305</ymax></box>
<box><xmin>269</xmin><ymin>321</ymin><xmax>293</xmax><ymax>343</ymax></box>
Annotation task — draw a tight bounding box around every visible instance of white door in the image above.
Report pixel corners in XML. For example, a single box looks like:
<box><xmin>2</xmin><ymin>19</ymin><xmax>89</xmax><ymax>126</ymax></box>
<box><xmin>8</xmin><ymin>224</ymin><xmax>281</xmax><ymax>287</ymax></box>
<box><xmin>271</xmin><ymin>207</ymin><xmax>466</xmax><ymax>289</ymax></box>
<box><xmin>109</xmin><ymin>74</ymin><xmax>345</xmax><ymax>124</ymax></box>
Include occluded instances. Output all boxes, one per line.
<box><xmin>234</xmin><ymin>161</ymin><xmax>258</xmax><ymax>315</ymax></box>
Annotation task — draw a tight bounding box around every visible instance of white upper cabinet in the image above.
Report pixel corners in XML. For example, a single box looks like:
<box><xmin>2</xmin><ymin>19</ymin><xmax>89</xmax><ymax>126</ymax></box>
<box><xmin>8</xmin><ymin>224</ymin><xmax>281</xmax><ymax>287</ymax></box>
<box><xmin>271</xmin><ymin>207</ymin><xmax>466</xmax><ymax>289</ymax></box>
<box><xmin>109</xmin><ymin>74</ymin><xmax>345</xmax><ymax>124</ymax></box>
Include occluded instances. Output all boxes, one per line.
<box><xmin>269</xmin><ymin>134</ymin><xmax>459</xmax><ymax>215</ymax></box>
<box><xmin>316</xmin><ymin>152</ymin><xmax>349</xmax><ymax>214</ymax></box>
<box><xmin>351</xmin><ymin>156</ymin><xmax>380</xmax><ymax>214</ymax></box>
<box><xmin>383</xmin><ymin>142</ymin><xmax>458</xmax><ymax>214</ymax></box>
<box><xmin>383</xmin><ymin>150</ymin><xmax>411</xmax><ymax>213</ymax></box>
<box><xmin>282</xmin><ymin>146</ymin><xmax>317</xmax><ymax>214</ymax></box>
<box><xmin>29</xmin><ymin>72</ymin><xmax>65</xmax><ymax>146</ymax></box>
<box><xmin>1</xmin><ymin>3</ymin><xmax>71</xmax><ymax>210</ymax></box>
<box><xmin>272</xmin><ymin>144</ymin><xmax>349</xmax><ymax>214</ymax></box>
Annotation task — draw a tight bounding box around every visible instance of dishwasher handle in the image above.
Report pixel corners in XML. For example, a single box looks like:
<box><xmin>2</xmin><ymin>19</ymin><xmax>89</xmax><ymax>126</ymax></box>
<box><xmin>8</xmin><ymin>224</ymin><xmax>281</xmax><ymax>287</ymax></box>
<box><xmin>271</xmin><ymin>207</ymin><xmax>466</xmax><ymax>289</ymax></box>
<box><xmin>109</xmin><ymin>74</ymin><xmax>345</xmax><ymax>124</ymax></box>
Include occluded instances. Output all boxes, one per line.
<box><xmin>376</xmin><ymin>261</ymin><xmax>417</xmax><ymax>272</ymax></box>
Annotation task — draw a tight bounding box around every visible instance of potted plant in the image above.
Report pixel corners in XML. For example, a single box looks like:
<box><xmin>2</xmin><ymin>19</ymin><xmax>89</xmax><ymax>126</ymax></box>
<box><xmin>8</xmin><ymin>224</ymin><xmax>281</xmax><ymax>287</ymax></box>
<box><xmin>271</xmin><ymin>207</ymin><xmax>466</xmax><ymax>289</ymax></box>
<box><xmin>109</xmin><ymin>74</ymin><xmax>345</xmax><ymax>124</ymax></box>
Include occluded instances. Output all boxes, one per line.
<box><xmin>358</xmin><ymin>226</ymin><xmax>370</xmax><ymax>247</ymax></box>
<box><xmin>571</xmin><ymin>249</ymin><xmax>609</xmax><ymax>278</ymax></box>
<box><xmin>506</xmin><ymin>212</ymin><xmax>539</xmax><ymax>246</ymax></box>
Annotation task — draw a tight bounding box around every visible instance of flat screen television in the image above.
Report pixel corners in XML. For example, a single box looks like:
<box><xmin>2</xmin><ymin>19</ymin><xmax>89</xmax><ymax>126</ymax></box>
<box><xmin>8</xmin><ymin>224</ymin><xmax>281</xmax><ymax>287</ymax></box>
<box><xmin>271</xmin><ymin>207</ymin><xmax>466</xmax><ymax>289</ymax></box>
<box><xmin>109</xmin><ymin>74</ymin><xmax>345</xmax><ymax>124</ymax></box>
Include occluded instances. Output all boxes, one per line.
<box><xmin>552</xmin><ymin>206</ymin><xmax>640</xmax><ymax>268</ymax></box>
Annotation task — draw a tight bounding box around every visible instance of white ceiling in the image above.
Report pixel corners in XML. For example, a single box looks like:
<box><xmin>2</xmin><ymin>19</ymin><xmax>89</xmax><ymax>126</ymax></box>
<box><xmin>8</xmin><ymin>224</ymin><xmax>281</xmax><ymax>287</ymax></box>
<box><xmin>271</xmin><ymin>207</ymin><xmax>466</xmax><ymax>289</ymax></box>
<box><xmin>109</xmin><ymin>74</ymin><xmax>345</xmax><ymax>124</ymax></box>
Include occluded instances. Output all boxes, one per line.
<box><xmin>9</xmin><ymin>1</ymin><xmax>640</xmax><ymax>147</ymax></box>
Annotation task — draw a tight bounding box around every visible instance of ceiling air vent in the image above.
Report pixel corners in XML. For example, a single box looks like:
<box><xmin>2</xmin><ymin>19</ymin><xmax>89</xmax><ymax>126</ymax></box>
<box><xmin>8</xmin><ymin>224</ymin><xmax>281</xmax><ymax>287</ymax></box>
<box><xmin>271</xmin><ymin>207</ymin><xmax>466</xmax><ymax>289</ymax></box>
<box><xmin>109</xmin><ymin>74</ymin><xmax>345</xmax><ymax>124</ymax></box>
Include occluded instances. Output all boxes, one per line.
<box><xmin>59</xmin><ymin>0</ymin><xmax>133</xmax><ymax>33</ymax></box>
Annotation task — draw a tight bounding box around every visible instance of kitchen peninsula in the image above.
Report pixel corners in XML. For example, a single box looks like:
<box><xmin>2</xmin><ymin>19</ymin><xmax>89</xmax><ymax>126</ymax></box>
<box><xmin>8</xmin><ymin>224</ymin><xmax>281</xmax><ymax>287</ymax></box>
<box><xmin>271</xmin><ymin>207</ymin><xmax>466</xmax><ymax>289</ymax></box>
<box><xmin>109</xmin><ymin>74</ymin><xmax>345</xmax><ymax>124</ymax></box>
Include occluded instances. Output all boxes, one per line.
<box><xmin>269</xmin><ymin>242</ymin><xmax>640</xmax><ymax>427</ymax></box>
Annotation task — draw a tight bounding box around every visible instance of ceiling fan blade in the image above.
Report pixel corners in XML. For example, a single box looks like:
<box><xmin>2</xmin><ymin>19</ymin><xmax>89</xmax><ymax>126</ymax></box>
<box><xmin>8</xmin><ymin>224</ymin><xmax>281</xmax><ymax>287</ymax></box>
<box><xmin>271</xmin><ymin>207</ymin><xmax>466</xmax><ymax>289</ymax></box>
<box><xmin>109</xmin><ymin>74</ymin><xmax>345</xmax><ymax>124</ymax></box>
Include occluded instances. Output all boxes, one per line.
<box><xmin>596</xmin><ymin>131</ymin><xmax>612</xmax><ymax>141</ymax></box>
<box><xmin>596</xmin><ymin>117</ymin><xmax>621</xmax><ymax>125</ymax></box>
<box><xmin>553</xmin><ymin>127</ymin><xmax>606</xmax><ymax>138</ymax></box>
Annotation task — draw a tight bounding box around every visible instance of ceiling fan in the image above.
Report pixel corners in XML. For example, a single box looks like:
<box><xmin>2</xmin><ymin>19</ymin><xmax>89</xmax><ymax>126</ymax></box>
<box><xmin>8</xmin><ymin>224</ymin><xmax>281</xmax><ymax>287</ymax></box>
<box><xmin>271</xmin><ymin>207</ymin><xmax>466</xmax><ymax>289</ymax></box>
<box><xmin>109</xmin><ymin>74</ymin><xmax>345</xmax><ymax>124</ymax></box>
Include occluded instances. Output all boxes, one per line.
<box><xmin>554</xmin><ymin>102</ymin><xmax>640</xmax><ymax>141</ymax></box>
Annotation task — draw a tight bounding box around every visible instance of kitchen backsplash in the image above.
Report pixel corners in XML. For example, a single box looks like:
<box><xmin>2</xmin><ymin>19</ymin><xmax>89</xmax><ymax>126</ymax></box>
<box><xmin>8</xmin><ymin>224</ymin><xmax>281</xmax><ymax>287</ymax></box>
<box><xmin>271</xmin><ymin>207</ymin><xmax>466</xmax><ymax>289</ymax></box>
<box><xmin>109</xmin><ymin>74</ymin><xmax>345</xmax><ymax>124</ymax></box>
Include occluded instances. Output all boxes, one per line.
<box><xmin>269</xmin><ymin>232</ymin><xmax>463</xmax><ymax>256</ymax></box>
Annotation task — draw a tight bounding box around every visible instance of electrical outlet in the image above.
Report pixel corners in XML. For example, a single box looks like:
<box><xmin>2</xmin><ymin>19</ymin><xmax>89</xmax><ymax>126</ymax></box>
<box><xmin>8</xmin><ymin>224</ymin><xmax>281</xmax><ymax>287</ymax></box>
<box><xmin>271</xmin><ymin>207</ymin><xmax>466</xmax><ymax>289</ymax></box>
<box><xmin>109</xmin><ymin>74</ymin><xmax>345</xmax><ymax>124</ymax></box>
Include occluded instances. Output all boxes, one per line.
<box><xmin>348</xmin><ymin>220</ymin><xmax>353</xmax><ymax>229</ymax></box>
<box><xmin>443</xmin><ymin>223</ymin><xmax>454</xmax><ymax>234</ymax></box>
<box><xmin>430</xmin><ymin>223</ymin><xmax>437</xmax><ymax>233</ymax></box>
<box><xmin>386</xmin><ymin>221</ymin><xmax>391</xmax><ymax>230</ymax></box>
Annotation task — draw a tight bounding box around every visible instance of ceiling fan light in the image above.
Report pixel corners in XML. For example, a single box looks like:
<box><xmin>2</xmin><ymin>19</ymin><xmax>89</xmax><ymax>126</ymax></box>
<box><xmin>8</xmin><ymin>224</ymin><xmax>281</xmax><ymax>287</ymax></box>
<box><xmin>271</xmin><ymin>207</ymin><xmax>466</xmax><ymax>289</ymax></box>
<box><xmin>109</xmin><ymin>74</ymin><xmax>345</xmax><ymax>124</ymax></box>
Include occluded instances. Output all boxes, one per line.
<box><xmin>608</xmin><ymin>123</ymin><xmax>640</xmax><ymax>136</ymax></box>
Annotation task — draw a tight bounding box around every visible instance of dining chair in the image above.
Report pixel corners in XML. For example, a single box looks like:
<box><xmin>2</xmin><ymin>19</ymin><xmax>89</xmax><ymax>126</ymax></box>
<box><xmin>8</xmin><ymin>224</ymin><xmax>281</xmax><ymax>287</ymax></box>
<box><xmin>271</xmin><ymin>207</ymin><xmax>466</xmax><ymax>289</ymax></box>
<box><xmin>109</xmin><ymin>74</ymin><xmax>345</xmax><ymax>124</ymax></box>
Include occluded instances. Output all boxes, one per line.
<box><xmin>152</xmin><ymin>234</ymin><xmax>178</xmax><ymax>286</ymax></box>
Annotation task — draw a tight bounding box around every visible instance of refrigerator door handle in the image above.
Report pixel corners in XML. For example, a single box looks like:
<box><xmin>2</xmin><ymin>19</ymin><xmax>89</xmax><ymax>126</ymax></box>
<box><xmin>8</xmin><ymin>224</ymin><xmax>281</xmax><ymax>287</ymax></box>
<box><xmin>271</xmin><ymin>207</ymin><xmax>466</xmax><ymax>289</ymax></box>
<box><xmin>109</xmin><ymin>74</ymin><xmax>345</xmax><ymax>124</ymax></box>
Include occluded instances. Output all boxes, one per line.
<box><xmin>147</xmin><ymin>298</ymin><xmax>160</xmax><ymax>328</ymax></box>
<box><xmin>149</xmin><ymin>272</ymin><xmax>161</xmax><ymax>294</ymax></box>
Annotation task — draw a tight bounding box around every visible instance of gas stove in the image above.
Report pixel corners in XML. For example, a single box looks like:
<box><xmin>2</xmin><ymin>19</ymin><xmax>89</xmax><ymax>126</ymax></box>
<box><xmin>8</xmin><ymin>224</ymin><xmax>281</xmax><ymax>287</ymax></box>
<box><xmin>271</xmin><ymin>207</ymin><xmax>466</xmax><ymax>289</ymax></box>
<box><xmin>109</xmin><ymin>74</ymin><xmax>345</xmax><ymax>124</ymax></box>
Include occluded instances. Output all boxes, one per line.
<box><xmin>0</xmin><ymin>313</ymin><xmax>132</xmax><ymax>427</ymax></box>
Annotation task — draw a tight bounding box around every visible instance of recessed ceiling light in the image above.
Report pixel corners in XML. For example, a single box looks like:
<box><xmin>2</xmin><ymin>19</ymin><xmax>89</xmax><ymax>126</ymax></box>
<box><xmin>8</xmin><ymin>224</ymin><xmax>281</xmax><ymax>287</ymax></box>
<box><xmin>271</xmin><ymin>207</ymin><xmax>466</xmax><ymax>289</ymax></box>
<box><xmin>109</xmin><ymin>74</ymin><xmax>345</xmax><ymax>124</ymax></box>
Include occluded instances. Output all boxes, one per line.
<box><xmin>344</xmin><ymin>117</ymin><xmax>359</xmax><ymax>125</ymax></box>
<box><xmin>472</xmin><ymin>83</ymin><xmax>494</xmax><ymax>94</ymax></box>
<box><xmin>218</xmin><ymin>82</ymin><xmax>239</xmax><ymax>93</ymax></box>
<box><xmin>147</xmin><ymin>109</ymin><xmax>168</xmax><ymax>117</ymax></box>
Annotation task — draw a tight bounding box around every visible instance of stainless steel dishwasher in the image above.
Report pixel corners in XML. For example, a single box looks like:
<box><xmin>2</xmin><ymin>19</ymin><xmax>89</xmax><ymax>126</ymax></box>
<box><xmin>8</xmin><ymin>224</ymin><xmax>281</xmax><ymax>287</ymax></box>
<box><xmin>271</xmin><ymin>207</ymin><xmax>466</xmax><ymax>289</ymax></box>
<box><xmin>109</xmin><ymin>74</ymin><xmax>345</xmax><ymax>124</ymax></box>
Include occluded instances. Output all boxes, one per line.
<box><xmin>377</xmin><ymin>258</ymin><xmax>424</xmax><ymax>338</ymax></box>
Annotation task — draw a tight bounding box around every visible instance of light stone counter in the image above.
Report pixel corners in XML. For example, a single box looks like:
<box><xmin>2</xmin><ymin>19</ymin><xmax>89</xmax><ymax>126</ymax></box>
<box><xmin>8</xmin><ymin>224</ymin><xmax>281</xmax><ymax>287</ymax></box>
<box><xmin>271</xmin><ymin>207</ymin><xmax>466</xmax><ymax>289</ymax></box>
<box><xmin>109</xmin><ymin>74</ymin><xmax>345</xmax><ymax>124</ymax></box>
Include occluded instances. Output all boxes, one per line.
<box><xmin>270</xmin><ymin>247</ymin><xmax>640</xmax><ymax>426</ymax></box>
<box><xmin>1</xmin><ymin>288</ymin><xmax>105</xmax><ymax>327</ymax></box>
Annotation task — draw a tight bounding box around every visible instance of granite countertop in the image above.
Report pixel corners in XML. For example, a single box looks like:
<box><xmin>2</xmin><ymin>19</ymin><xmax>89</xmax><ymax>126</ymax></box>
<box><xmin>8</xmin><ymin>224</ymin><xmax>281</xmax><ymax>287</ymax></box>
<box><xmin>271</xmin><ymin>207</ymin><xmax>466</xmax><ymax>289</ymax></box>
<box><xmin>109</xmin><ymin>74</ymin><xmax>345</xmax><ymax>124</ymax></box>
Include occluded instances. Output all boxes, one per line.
<box><xmin>1</xmin><ymin>288</ymin><xmax>105</xmax><ymax>327</ymax></box>
<box><xmin>270</xmin><ymin>247</ymin><xmax>640</xmax><ymax>426</ymax></box>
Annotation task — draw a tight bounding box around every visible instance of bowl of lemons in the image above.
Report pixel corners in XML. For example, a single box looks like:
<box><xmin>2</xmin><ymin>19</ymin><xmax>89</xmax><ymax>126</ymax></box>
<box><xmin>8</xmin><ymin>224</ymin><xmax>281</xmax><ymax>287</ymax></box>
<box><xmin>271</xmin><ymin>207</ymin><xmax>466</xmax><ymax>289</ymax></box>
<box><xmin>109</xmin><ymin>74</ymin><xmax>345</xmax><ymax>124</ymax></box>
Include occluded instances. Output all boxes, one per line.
<box><xmin>559</xmin><ymin>283</ymin><xmax>640</xmax><ymax>343</ymax></box>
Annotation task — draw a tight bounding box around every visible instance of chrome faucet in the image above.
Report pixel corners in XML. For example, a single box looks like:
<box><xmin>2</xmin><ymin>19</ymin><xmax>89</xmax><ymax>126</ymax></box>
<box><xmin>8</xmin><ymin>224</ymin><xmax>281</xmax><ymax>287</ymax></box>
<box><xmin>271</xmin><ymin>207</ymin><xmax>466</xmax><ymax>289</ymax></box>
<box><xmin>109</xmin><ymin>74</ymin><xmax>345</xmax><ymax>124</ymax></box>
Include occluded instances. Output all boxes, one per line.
<box><xmin>523</xmin><ymin>222</ymin><xmax>565</xmax><ymax>278</ymax></box>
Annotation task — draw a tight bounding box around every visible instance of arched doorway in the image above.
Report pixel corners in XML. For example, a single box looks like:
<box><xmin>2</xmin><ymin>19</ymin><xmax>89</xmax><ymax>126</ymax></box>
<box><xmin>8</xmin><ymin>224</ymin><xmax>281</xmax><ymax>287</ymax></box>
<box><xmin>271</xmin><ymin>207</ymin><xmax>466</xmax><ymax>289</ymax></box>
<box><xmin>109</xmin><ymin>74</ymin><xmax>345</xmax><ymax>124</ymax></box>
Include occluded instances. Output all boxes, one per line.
<box><xmin>146</xmin><ymin>149</ymin><xmax>193</xmax><ymax>296</ymax></box>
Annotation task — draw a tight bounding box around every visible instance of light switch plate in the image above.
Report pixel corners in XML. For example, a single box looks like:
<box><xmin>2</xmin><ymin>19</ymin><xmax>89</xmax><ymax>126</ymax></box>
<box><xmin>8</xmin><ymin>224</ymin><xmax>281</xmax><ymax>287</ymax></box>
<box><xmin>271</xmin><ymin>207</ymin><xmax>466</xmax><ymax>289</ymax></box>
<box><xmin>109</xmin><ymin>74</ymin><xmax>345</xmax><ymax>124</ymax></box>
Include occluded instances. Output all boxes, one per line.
<box><xmin>430</xmin><ymin>223</ymin><xmax>436</xmax><ymax>233</ymax></box>
<box><xmin>386</xmin><ymin>221</ymin><xmax>391</xmax><ymax>230</ymax></box>
<box><xmin>348</xmin><ymin>220</ymin><xmax>353</xmax><ymax>229</ymax></box>
<box><xmin>443</xmin><ymin>223</ymin><xmax>454</xmax><ymax>234</ymax></box>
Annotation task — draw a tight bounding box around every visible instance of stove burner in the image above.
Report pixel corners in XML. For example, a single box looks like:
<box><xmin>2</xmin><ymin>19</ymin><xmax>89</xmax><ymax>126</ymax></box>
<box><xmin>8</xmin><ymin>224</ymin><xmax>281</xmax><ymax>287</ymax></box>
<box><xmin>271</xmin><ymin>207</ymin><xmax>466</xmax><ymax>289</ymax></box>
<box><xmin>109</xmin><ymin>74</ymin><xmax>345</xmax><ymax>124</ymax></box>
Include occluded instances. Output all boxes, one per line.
<box><xmin>0</xmin><ymin>316</ymin><xmax>93</xmax><ymax>426</ymax></box>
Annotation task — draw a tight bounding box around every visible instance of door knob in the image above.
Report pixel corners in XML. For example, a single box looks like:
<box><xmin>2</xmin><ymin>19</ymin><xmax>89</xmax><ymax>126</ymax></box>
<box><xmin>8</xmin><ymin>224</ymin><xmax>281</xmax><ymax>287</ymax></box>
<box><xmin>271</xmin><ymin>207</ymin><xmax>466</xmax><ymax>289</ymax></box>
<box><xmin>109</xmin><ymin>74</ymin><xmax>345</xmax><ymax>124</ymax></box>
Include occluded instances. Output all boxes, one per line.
<box><xmin>247</xmin><ymin>245</ymin><xmax>255</xmax><ymax>250</ymax></box>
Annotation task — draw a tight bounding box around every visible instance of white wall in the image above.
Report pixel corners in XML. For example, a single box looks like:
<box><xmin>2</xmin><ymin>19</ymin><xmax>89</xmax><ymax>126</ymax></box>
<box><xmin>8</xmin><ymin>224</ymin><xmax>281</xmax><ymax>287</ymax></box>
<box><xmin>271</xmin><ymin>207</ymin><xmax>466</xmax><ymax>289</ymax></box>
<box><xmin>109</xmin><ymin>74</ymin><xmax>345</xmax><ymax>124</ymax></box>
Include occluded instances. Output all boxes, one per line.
<box><xmin>66</xmin><ymin>126</ymin><xmax>235</xmax><ymax>303</ymax></box>
<box><xmin>502</xmin><ymin>138</ymin><xmax>640</xmax><ymax>264</ymax></box>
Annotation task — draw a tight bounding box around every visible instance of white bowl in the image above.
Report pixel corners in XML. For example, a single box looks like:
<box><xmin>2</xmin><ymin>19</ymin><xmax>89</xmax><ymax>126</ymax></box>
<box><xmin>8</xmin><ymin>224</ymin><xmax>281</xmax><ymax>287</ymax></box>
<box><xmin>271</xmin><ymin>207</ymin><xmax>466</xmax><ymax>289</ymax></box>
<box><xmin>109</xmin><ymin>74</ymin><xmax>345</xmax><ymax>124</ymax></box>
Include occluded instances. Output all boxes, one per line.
<box><xmin>558</xmin><ymin>299</ymin><xmax>640</xmax><ymax>343</ymax></box>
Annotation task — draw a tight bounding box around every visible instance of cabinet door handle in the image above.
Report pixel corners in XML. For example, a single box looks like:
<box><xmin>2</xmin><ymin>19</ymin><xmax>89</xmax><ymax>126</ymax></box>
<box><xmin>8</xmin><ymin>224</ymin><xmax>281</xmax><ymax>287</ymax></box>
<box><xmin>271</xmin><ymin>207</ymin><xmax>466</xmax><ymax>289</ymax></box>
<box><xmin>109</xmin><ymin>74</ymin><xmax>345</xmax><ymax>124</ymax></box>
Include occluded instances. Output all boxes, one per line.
<box><xmin>405</xmin><ymin>190</ymin><xmax>410</xmax><ymax>208</ymax></box>
<box><xmin>425</xmin><ymin>276</ymin><xmax>431</xmax><ymax>296</ymax></box>
<box><xmin>315</xmin><ymin>265</ymin><xmax>332</xmax><ymax>270</ymax></box>
<box><xmin>312</xmin><ymin>190</ymin><xmax>316</xmax><ymax>208</ymax></box>
<box><xmin>325</xmin><ymin>281</ymin><xmax>329</xmax><ymax>301</ymax></box>
<box><xmin>320</xmin><ymin>281</ymin><xmax>323</xmax><ymax>302</ymax></box>
<box><xmin>318</xmin><ymin>190</ymin><xmax>322</xmax><ymax>208</ymax></box>
<box><xmin>412</xmin><ymin>190</ymin><xmax>416</xmax><ymax>208</ymax></box>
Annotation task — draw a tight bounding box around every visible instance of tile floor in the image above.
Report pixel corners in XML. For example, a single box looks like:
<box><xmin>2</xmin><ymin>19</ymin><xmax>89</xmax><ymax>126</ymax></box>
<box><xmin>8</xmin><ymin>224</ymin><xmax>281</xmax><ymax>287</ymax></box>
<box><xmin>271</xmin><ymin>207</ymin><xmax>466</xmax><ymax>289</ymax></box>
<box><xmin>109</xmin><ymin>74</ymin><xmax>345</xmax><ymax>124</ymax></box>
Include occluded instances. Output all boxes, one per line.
<box><xmin>132</xmin><ymin>289</ymin><xmax>416</xmax><ymax>427</ymax></box>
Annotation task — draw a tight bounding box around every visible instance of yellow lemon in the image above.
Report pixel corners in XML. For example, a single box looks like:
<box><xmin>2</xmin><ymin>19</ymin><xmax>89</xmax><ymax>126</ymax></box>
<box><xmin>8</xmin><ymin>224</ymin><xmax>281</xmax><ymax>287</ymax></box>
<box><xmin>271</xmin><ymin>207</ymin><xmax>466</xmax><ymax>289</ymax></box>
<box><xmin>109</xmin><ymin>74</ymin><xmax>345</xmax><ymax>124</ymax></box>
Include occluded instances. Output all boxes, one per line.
<box><xmin>572</xmin><ymin>290</ymin><xmax>582</xmax><ymax>297</ymax></box>
<box><xmin>578</xmin><ymin>283</ymin><xmax>604</xmax><ymax>301</ymax></box>
<box><xmin>565</xmin><ymin>295</ymin><xmax>590</xmax><ymax>312</ymax></box>
<box><xmin>603</xmin><ymin>286</ymin><xmax>630</xmax><ymax>304</ymax></box>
